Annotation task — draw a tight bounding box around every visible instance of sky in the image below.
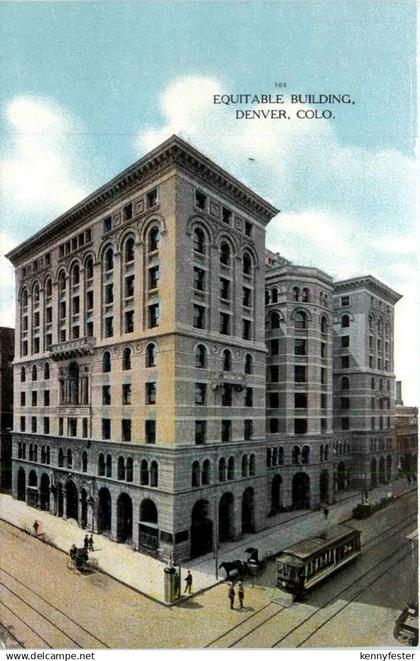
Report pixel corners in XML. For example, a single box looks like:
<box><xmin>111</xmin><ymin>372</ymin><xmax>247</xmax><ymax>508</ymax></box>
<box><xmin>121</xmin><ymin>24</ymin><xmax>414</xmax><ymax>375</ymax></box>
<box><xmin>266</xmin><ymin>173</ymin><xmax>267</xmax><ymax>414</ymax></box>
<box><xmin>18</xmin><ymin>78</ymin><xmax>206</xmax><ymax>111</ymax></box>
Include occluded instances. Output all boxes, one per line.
<box><xmin>0</xmin><ymin>0</ymin><xmax>417</xmax><ymax>404</ymax></box>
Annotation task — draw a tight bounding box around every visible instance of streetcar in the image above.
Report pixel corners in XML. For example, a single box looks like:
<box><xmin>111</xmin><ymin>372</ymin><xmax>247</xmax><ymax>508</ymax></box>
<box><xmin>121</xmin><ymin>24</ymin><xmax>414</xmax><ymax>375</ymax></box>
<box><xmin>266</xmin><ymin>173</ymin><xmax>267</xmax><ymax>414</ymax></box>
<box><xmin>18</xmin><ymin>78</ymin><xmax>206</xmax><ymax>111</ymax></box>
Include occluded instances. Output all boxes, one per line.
<box><xmin>276</xmin><ymin>524</ymin><xmax>361</xmax><ymax>596</ymax></box>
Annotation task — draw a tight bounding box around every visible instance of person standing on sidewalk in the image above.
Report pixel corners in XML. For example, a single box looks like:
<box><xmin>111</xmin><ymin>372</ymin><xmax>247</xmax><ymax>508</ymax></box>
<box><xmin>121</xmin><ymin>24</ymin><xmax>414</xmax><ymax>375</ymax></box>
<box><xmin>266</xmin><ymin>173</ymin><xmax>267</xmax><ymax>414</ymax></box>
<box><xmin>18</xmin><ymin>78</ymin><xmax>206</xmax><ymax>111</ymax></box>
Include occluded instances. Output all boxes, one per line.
<box><xmin>83</xmin><ymin>534</ymin><xmax>89</xmax><ymax>550</ymax></box>
<box><xmin>88</xmin><ymin>534</ymin><xmax>95</xmax><ymax>551</ymax></box>
<box><xmin>238</xmin><ymin>582</ymin><xmax>245</xmax><ymax>609</ymax></box>
<box><xmin>184</xmin><ymin>570</ymin><xmax>193</xmax><ymax>594</ymax></box>
<box><xmin>228</xmin><ymin>583</ymin><xmax>235</xmax><ymax>609</ymax></box>
<box><xmin>323</xmin><ymin>507</ymin><xmax>329</xmax><ymax>520</ymax></box>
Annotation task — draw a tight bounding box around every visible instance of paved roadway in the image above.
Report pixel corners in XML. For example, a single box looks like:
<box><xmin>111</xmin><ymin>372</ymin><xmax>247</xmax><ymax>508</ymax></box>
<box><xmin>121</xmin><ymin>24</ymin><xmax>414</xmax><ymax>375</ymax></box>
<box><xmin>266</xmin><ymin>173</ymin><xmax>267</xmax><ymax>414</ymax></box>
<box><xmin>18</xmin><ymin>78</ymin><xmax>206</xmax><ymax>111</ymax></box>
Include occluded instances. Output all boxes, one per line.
<box><xmin>0</xmin><ymin>491</ymin><xmax>417</xmax><ymax>649</ymax></box>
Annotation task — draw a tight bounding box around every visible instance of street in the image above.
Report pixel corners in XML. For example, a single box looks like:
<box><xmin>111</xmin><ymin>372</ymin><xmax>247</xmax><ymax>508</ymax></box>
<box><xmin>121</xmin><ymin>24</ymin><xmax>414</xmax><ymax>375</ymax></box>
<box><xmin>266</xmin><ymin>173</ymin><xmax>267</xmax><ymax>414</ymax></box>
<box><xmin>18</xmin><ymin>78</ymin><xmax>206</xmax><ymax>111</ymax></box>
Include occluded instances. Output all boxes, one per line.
<box><xmin>0</xmin><ymin>490</ymin><xmax>417</xmax><ymax>649</ymax></box>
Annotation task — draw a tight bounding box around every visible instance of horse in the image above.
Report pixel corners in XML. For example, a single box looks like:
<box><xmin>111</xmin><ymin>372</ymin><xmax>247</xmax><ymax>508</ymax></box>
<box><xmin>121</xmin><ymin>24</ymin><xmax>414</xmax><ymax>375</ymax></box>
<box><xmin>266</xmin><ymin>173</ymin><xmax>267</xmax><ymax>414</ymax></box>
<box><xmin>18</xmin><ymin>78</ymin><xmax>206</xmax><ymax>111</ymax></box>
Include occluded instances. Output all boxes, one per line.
<box><xmin>219</xmin><ymin>560</ymin><xmax>245</xmax><ymax>580</ymax></box>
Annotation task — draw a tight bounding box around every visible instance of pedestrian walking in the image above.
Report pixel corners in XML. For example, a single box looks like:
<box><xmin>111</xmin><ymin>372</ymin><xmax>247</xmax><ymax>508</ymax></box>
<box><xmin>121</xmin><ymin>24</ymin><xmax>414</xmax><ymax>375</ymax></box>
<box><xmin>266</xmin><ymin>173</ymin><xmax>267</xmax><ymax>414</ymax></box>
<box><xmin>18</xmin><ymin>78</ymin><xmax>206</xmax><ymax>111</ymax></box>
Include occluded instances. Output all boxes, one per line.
<box><xmin>323</xmin><ymin>507</ymin><xmax>329</xmax><ymax>520</ymax></box>
<box><xmin>88</xmin><ymin>534</ymin><xmax>95</xmax><ymax>551</ymax></box>
<box><xmin>238</xmin><ymin>582</ymin><xmax>245</xmax><ymax>609</ymax></box>
<box><xmin>184</xmin><ymin>570</ymin><xmax>193</xmax><ymax>594</ymax></box>
<box><xmin>33</xmin><ymin>520</ymin><xmax>39</xmax><ymax>536</ymax></box>
<box><xmin>83</xmin><ymin>534</ymin><xmax>89</xmax><ymax>550</ymax></box>
<box><xmin>228</xmin><ymin>583</ymin><xmax>235</xmax><ymax>609</ymax></box>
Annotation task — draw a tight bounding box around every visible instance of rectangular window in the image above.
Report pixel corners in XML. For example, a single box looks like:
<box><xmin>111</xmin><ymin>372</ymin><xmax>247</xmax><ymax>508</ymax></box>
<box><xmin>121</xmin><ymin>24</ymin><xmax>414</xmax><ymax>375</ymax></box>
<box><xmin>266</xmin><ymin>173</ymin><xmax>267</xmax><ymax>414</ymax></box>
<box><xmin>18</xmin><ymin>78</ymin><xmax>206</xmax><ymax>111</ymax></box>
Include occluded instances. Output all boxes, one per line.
<box><xmin>85</xmin><ymin>228</ymin><xmax>92</xmax><ymax>243</ymax></box>
<box><xmin>269</xmin><ymin>392</ymin><xmax>279</xmax><ymax>408</ymax></box>
<box><xmin>34</xmin><ymin>312</ymin><xmax>40</xmax><ymax>328</ymax></box>
<box><xmin>58</xmin><ymin>417</ymin><xmax>63</xmax><ymax>436</ymax></box>
<box><xmin>193</xmin><ymin>304</ymin><xmax>205</xmax><ymax>329</ymax></box>
<box><xmin>221</xmin><ymin>384</ymin><xmax>232</xmax><ymax>406</ymax></box>
<box><xmin>20</xmin><ymin>391</ymin><xmax>25</xmax><ymax>406</ymax></box>
<box><xmin>72</xmin><ymin>326</ymin><xmax>80</xmax><ymax>340</ymax></box>
<box><xmin>321</xmin><ymin>367</ymin><xmax>326</xmax><ymax>384</ymax></box>
<box><xmin>193</xmin><ymin>267</ymin><xmax>206</xmax><ymax>292</ymax></box>
<box><xmin>377</xmin><ymin>358</ymin><xmax>382</xmax><ymax>370</ymax></box>
<box><xmin>242</xmin><ymin>319</ymin><xmax>251</xmax><ymax>340</ymax></box>
<box><xmin>72</xmin><ymin>297</ymin><xmax>80</xmax><ymax>315</ymax></box>
<box><xmin>222</xmin><ymin>206</ymin><xmax>232</xmax><ymax>224</ymax></box>
<box><xmin>149</xmin><ymin>266</ymin><xmax>160</xmax><ymax>290</ymax></box>
<box><xmin>269</xmin><ymin>418</ymin><xmax>279</xmax><ymax>433</ymax></box>
<box><xmin>31</xmin><ymin>417</ymin><xmax>37</xmax><ymax>433</ymax></box>
<box><xmin>341</xmin><ymin>296</ymin><xmax>350</xmax><ymax>307</ymax></box>
<box><xmin>105</xmin><ymin>316</ymin><xmax>114</xmax><ymax>338</ymax></box>
<box><xmin>146</xmin><ymin>382</ymin><xmax>156</xmax><ymax>404</ymax></box>
<box><xmin>295</xmin><ymin>365</ymin><xmax>306</xmax><ymax>383</ymax></box>
<box><xmin>102</xmin><ymin>385</ymin><xmax>111</xmax><ymax>405</ymax></box>
<box><xmin>60</xmin><ymin>301</ymin><xmax>66</xmax><ymax>318</ymax></box>
<box><xmin>20</xmin><ymin>416</ymin><xmax>25</xmax><ymax>432</ymax></box>
<box><xmin>369</xmin><ymin>335</ymin><xmax>374</xmax><ymax>349</ymax></box>
<box><xmin>321</xmin><ymin>393</ymin><xmax>327</xmax><ymax>409</ymax></box>
<box><xmin>82</xmin><ymin>418</ymin><xmax>88</xmax><ymax>438</ymax></box>
<box><xmin>86</xmin><ymin>290</ymin><xmax>94</xmax><ymax>310</ymax></box>
<box><xmin>125</xmin><ymin>276</ymin><xmax>134</xmax><ymax>298</ymax></box>
<box><xmin>341</xmin><ymin>335</ymin><xmax>350</xmax><ymax>348</ymax></box>
<box><xmin>245</xmin><ymin>387</ymin><xmax>253</xmax><ymax>407</ymax></box>
<box><xmin>321</xmin><ymin>342</ymin><xmax>327</xmax><ymax>358</ymax></box>
<box><xmin>145</xmin><ymin>420</ymin><xmax>156</xmax><ymax>444</ymax></box>
<box><xmin>244</xmin><ymin>419</ymin><xmax>253</xmax><ymax>440</ymax></box>
<box><xmin>32</xmin><ymin>391</ymin><xmax>37</xmax><ymax>406</ymax></box>
<box><xmin>341</xmin><ymin>356</ymin><xmax>350</xmax><ymax>369</ymax></box>
<box><xmin>103</xmin><ymin>216</ymin><xmax>112</xmax><ymax>233</ymax></box>
<box><xmin>195</xmin><ymin>190</ymin><xmax>207</xmax><ymax>210</ymax></box>
<box><xmin>369</xmin><ymin>355</ymin><xmax>374</xmax><ymax>368</ymax></box>
<box><xmin>123</xmin><ymin>203</ymin><xmax>133</xmax><ymax>221</ymax></box>
<box><xmin>220</xmin><ymin>312</ymin><xmax>230</xmax><ymax>335</ymax></box>
<box><xmin>321</xmin><ymin>418</ymin><xmax>327</xmax><ymax>432</ymax></box>
<box><xmin>244</xmin><ymin>221</ymin><xmax>253</xmax><ymax>237</ymax></box>
<box><xmin>122</xmin><ymin>384</ymin><xmax>132</xmax><ymax>405</ymax></box>
<box><xmin>195</xmin><ymin>420</ymin><xmax>206</xmax><ymax>445</ymax></box>
<box><xmin>195</xmin><ymin>383</ymin><xmax>207</xmax><ymax>405</ymax></box>
<box><xmin>124</xmin><ymin>310</ymin><xmax>134</xmax><ymax>333</ymax></box>
<box><xmin>294</xmin><ymin>339</ymin><xmax>306</xmax><ymax>356</ymax></box>
<box><xmin>43</xmin><ymin>417</ymin><xmax>50</xmax><ymax>434</ymax></box>
<box><xmin>341</xmin><ymin>417</ymin><xmax>350</xmax><ymax>430</ymax></box>
<box><xmin>146</xmin><ymin>188</ymin><xmax>158</xmax><ymax>208</ymax></box>
<box><xmin>270</xmin><ymin>365</ymin><xmax>280</xmax><ymax>382</ymax></box>
<box><xmin>122</xmin><ymin>419</ymin><xmax>132</xmax><ymax>442</ymax></box>
<box><xmin>221</xmin><ymin>419</ymin><xmax>232</xmax><ymax>443</ymax></box>
<box><xmin>33</xmin><ymin>337</ymin><xmax>40</xmax><ymax>354</ymax></box>
<box><xmin>341</xmin><ymin>397</ymin><xmax>350</xmax><ymax>409</ymax></box>
<box><xmin>242</xmin><ymin>287</ymin><xmax>252</xmax><ymax>308</ymax></box>
<box><xmin>371</xmin><ymin>396</ymin><xmax>375</xmax><ymax>410</ymax></box>
<box><xmin>294</xmin><ymin>393</ymin><xmax>307</xmax><ymax>408</ymax></box>
<box><xmin>270</xmin><ymin>339</ymin><xmax>279</xmax><ymax>355</ymax></box>
<box><xmin>294</xmin><ymin>419</ymin><xmax>307</xmax><ymax>434</ymax></box>
<box><xmin>69</xmin><ymin>419</ymin><xmax>77</xmax><ymax>439</ymax></box>
<box><xmin>102</xmin><ymin>418</ymin><xmax>111</xmax><ymax>440</ymax></box>
<box><xmin>148</xmin><ymin>304</ymin><xmax>159</xmax><ymax>328</ymax></box>
<box><xmin>86</xmin><ymin>322</ymin><xmax>93</xmax><ymax>337</ymax></box>
<box><xmin>105</xmin><ymin>283</ymin><xmax>114</xmax><ymax>304</ymax></box>
<box><xmin>220</xmin><ymin>277</ymin><xmax>230</xmax><ymax>300</ymax></box>
<box><xmin>371</xmin><ymin>417</ymin><xmax>375</xmax><ymax>430</ymax></box>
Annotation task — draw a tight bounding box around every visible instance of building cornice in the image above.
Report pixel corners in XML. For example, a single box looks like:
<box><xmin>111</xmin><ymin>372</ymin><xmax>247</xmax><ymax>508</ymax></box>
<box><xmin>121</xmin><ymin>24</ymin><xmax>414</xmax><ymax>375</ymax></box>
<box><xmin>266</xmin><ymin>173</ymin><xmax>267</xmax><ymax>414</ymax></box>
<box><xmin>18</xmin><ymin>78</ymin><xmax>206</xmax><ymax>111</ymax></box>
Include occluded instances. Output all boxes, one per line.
<box><xmin>333</xmin><ymin>275</ymin><xmax>402</xmax><ymax>304</ymax></box>
<box><xmin>6</xmin><ymin>135</ymin><xmax>280</xmax><ymax>265</ymax></box>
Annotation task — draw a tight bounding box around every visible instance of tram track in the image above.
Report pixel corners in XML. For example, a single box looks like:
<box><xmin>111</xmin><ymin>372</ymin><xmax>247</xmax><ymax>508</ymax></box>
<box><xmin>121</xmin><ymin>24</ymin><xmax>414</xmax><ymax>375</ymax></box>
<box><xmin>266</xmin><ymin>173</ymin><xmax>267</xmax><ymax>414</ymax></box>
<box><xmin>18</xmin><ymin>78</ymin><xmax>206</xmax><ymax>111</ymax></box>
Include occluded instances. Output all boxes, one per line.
<box><xmin>205</xmin><ymin>510</ymin><xmax>416</xmax><ymax>648</ymax></box>
<box><xmin>0</xmin><ymin>567</ymin><xmax>110</xmax><ymax>649</ymax></box>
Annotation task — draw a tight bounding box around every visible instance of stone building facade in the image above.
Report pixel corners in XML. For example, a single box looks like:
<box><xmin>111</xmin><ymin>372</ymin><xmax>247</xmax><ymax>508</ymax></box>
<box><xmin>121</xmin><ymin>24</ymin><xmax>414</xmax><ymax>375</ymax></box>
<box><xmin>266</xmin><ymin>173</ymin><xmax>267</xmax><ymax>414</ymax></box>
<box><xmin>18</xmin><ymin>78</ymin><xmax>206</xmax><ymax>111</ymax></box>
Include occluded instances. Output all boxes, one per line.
<box><xmin>395</xmin><ymin>382</ymin><xmax>418</xmax><ymax>479</ymax></box>
<box><xmin>332</xmin><ymin>277</ymin><xmax>401</xmax><ymax>493</ymax></box>
<box><xmin>0</xmin><ymin>327</ymin><xmax>14</xmax><ymax>491</ymax></box>
<box><xmin>6</xmin><ymin>137</ymin><xmax>403</xmax><ymax>561</ymax></box>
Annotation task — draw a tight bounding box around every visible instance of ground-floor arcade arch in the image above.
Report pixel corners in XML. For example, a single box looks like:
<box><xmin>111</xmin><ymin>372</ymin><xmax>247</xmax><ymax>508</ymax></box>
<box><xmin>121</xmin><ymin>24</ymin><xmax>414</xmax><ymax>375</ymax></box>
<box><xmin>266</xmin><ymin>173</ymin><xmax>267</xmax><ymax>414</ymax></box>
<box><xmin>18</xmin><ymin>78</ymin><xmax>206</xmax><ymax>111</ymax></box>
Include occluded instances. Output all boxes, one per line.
<box><xmin>97</xmin><ymin>487</ymin><xmax>112</xmax><ymax>533</ymax></box>
<box><xmin>116</xmin><ymin>493</ymin><xmax>133</xmax><ymax>543</ymax></box>
<box><xmin>65</xmin><ymin>480</ymin><xmax>79</xmax><ymax>521</ymax></box>
<box><xmin>292</xmin><ymin>472</ymin><xmax>310</xmax><ymax>509</ymax></box>
<box><xmin>17</xmin><ymin>467</ymin><xmax>25</xmax><ymax>501</ymax></box>
<box><xmin>40</xmin><ymin>473</ymin><xmax>50</xmax><ymax>511</ymax></box>
<box><xmin>270</xmin><ymin>474</ymin><xmax>283</xmax><ymax>513</ymax></box>
<box><xmin>241</xmin><ymin>487</ymin><xmax>255</xmax><ymax>534</ymax></box>
<box><xmin>218</xmin><ymin>492</ymin><xmax>235</xmax><ymax>543</ymax></box>
<box><xmin>191</xmin><ymin>499</ymin><xmax>213</xmax><ymax>558</ymax></box>
<box><xmin>139</xmin><ymin>499</ymin><xmax>159</xmax><ymax>552</ymax></box>
<box><xmin>320</xmin><ymin>469</ymin><xmax>329</xmax><ymax>503</ymax></box>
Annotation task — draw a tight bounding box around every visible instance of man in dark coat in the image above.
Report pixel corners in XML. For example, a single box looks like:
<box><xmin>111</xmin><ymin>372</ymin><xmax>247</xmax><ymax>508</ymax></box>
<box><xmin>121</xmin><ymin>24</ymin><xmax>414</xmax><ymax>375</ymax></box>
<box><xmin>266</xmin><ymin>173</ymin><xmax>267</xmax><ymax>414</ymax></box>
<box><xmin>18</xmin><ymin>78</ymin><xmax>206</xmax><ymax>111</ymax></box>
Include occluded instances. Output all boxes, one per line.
<box><xmin>238</xmin><ymin>582</ymin><xmax>245</xmax><ymax>609</ymax></box>
<box><xmin>84</xmin><ymin>534</ymin><xmax>89</xmax><ymax>550</ymax></box>
<box><xmin>228</xmin><ymin>584</ymin><xmax>235</xmax><ymax>609</ymax></box>
<box><xmin>184</xmin><ymin>570</ymin><xmax>193</xmax><ymax>594</ymax></box>
<box><xmin>88</xmin><ymin>534</ymin><xmax>94</xmax><ymax>551</ymax></box>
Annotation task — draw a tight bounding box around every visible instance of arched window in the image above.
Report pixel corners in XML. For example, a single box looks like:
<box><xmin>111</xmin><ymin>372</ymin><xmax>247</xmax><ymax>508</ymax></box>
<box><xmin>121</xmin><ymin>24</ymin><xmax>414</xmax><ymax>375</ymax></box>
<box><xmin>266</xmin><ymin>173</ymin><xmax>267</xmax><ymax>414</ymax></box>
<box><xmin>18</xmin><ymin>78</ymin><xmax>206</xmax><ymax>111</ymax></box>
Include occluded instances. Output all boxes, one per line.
<box><xmin>150</xmin><ymin>461</ymin><xmax>158</xmax><ymax>487</ymax></box>
<box><xmin>148</xmin><ymin>227</ymin><xmax>160</xmax><ymax>253</ymax></box>
<box><xmin>146</xmin><ymin>343</ymin><xmax>157</xmax><ymax>367</ymax></box>
<box><xmin>324</xmin><ymin>294</ymin><xmax>328</xmax><ymax>307</ymax></box>
<box><xmin>227</xmin><ymin>456</ymin><xmax>235</xmax><ymax>480</ymax></box>
<box><xmin>302</xmin><ymin>288</ymin><xmax>309</xmax><ymax>302</ymax></box>
<box><xmin>122</xmin><ymin>347</ymin><xmax>132</xmax><ymax>370</ymax></box>
<box><xmin>242</xmin><ymin>252</ymin><xmax>252</xmax><ymax>275</ymax></box>
<box><xmin>33</xmin><ymin>445</ymin><xmax>38</xmax><ymax>462</ymax></box>
<box><xmin>385</xmin><ymin>322</ymin><xmax>390</xmax><ymax>338</ymax></box>
<box><xmin>341</xmin><ymin>376</ymin><xmax>350</xmax><ymax>390</ymax></box>
<box><xmin>371</xmin><ymin>377</ymin><xmax>375</xmax><ymax>390</ymax></box>
<box><xmin>41</xmin><ymin>446</ymin><xmax>46</xmax><ymax>463</ymax></box>
<box><xmin>292</xmin><ymin>446</ymin><xmax>300</xmax><ymax>464</ymax></box>
<box><xmin>82</xmin><ymin>451</ymin><xmax>88</xmax><ymax>473</ymax></box>
<box><xmin>106</xmin><ymin>454</ymin><xmax>112</xmax><ymax>477</ymax></box>
<box><xmin>294</xmin><ymin>311</ymin><xmax>307</xmax><ymax>330</ymax></box>
<box><xmin>341</xmin><ymin>314</ymin><xmax>350</xmax><ymax>328</ymax></box>
<box><xmin>195</xmin><ymin>344</ymin><xmax>207</xmax><ymax>368</ymax></box>
<box><xmin>266</xmin><ymin>448</ymin><xmax>272</xmax><ymax>467</ymax></box>
<box><xmin>66</xmin><ymin>449</ymin><xmax>73</xmax><ymax>469</ymax></box>
<box><xmin>241</xmin><ymin>455</ymin><xmax>248</xmax><ymax>477</ymax></box>
<box><xmin>104</xmin><ymin>247</ymin><xmax>114</xmax><ymax>272</ymax></box>
<box><xmin>265</xmin><ymin>290</ymin><xmax>270</xmax><ymax>305</ymax></box>
<box><xmin>272</xmin><ymin>447</ymin><xmax>278</xmax><ymax>466</ymax></box>
<box><xmin>44</xmin><ymin>362</ymin><xmax>50</xmax><ymax>379</ymax></box>
<box><xmin>379</xmin><ymin>378</ymin><xmax>383</xmax><ymax>391</ymax></box>
<box><xmin>33</xmin><ymin>283</ymin><xmax>40</xmax><ymax>304</ymax></box>
<box><xmin>21</xmin><ymin>288</ymin><xmax>28</xmax><ymax>307</ymax></box>
<box><xmin>377</xmin><ymin>318</ymin><xmax>383</xmax><ymax>335</ymax></box>
<box><xmin>117</xmin><ymin>457</ymin><xmax>125</xmax><ymax>481</ymax></box>
<box><xmin>320</xmin><ymin>316</ymin><xmax>327</xmax><ymax>334</ymax></box>
<box><xmin>302</xmin><ymin>446</ymin><xmax>310</xmax><ymax>464</ymax></box>
<box><xmin>32</xmin><ymin>365</ymin><xmax>37</xmax><ymax>381</ymax></box>
<box><xmin>249</xmin><ymin>454</ymin><xmax>256</xmax><ymax>476</ymax></box>
<box><xmin>278</xmin><ymin>446</ymin><xmax>284</xmax><ymax>465</ymax></box>
<box><xmin>85</xmin><ymin>257</ymin><xmax>94</xmax><ymax>280</ymax></box>
<box><xmin>126</xmin><ymin>457</ymin><xmax>133</xmax><ymax>482</ymax></box>
<box><xmin>45</xmin><ymin>278</ymin><xmax>52</xmax><ymax>298</ymax></box>
<box><xmin>292</xmin><ymin>287</ymin><xmax>300</xmax><ymax>301</ymax></box>
<box><xmin>193</xmin><ymin>228</ymin><xmax>205</xmax><ymax>254</ymax></box>
<box><xmin>192</xmin><ymin>461</ymin><xmax>200</xmax><ymax>487</ymax></box>
<box><xmin>21</xmin><ymin>366</ymin><xmax>26</xmax><ymax>383</ymax></box>
<box><xmin>102</xmin><ymin>351</ymin><xmax>111</xmax><ymax>373</ymax></box>
<box><xmin>202</xmin><ymin>459</ymin><xmax>211</xmax><ymax>485</ymax></box>
<box><xmin>220</xmin><ymin>242</ymin><xmax>231</xmax><ymax>266</ymax></box>
<box><xmin>218</xmin><ymin>457</ymin><xmax>226</xmax><ymax>482</ymax></box>
<box><xmin>71</xmin><ymin>263</ymin><xmax>80</xmax><ymax>286</ymax></box>
<box><xmin>271</xmin><ymin>288</ymin><xmax>278</xmax><ymax>303</ymax></box>
<box><xmin>324</xmin><ymin>444</ymin><xmax>329</xmax><ymax>461</ymax></box>
<box><xmin>98</xmin><ymin>453</ymin><xmax>105</xmax><ymax>475</ymax></box>
<box><xmin>59</xmin><ymin>271</ymin><xmax>66</xmax><ymax>293</ymax></box>
<box><xmin>369</xmin><ymin>315</ymin><xmax>374</xmax><ymax>330</ymax></box>
<box><xmin>270</xmin><ymin>310</ymin><xmax>281</xmax><ymax>329</ymax></box>
<box><xmin>58</xmin><ymin>448</ymin><xmax>64</xmax><ymax>467</ymax></box>
<box><xmin>140</xmin><ymin>459</ymin><xmax>149</xmax><ymax>485</ymax></box>
<box><xmin>222</xmin><ymin>349</ymin><xmax>232</xmax><ymax>372</ymax></box>
<box><xmin>124</xmin><ymin>237</ymin><xmax>135</xmax><ymax>263</ymax></box>
<box><xmin>244</xmin><ymin>353</ymin><xmax>253</xmax><ymax>374</ymax></box>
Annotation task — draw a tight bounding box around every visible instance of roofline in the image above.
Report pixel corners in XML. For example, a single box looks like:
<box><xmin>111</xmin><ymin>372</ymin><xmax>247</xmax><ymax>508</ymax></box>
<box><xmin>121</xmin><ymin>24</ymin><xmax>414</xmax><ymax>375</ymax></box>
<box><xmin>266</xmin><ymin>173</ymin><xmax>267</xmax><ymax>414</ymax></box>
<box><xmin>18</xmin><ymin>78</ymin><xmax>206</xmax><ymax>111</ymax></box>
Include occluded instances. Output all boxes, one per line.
<box><xmin>333</xmin><ymin>275</ymin><xmax>402</xmax><ymax>304</ymax></box>
<box><xmin>265</xmin><ymin>263</ymin><xmax>334</xmax><ymax>286</ymax></box>
<box><xmin>6</xmin><ymin>135</ymin><xmax>280</xmax><ymax>265</ymax></box>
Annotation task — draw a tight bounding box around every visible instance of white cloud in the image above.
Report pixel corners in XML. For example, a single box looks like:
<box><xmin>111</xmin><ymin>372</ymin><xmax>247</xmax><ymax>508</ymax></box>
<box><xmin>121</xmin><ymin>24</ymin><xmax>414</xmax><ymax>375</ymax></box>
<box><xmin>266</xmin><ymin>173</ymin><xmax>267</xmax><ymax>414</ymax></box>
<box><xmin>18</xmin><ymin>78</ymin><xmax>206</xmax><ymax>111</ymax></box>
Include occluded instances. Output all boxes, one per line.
<box><xmin>136</xmin><ymin>75</ymin><xmax>417</xmax><ymax>402</ymax></box>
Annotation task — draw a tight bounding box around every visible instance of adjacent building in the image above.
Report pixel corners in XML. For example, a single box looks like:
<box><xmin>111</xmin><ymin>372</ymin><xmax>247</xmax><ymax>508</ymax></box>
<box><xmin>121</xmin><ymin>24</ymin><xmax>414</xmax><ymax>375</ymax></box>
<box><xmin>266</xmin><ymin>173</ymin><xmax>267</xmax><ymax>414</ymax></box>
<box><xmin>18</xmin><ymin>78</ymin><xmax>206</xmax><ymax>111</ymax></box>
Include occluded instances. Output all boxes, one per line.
<box><xmin>395</xmin><ymin>381</ymin><xmax>418</xmax><ymax>478</ymax></box>
<box><xmin>0</xmin><ymin>327</ymin><xmax>14</xmax><ymax>491</ymax></box>
<box><xmin>6</xmin><ymin>136</ymin><xmax>403</xmax><ymax>561</ymax></box>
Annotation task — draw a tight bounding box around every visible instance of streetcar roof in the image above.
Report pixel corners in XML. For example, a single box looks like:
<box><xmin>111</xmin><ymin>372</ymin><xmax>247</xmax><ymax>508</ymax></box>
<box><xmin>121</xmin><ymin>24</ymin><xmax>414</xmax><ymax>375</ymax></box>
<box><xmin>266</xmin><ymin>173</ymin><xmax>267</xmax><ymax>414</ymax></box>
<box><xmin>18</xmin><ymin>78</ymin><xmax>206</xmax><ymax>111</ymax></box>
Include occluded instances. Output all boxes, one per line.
<box><xmin>281</xmin><ymin>525</ymin><xmax>358</xmax><ymax>559</ymax></box>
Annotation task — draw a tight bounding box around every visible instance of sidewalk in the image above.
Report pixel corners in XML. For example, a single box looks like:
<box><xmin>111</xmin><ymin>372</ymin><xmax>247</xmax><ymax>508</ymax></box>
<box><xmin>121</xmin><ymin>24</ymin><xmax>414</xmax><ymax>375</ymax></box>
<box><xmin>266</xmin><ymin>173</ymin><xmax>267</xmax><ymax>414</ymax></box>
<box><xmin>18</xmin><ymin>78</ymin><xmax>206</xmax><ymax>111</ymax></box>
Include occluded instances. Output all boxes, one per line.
<box><xmin>0</xmin><ymin>478</ymin><xmax>415</xmax><ymax>604</ymax></box>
